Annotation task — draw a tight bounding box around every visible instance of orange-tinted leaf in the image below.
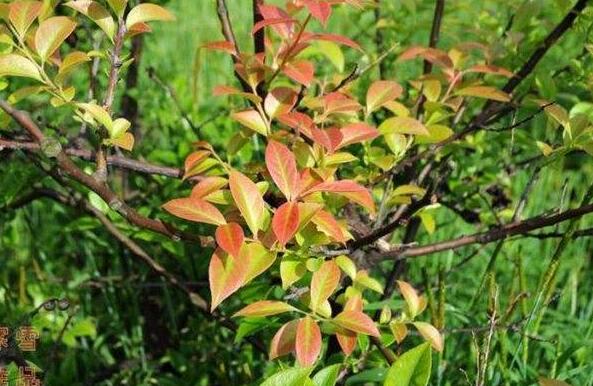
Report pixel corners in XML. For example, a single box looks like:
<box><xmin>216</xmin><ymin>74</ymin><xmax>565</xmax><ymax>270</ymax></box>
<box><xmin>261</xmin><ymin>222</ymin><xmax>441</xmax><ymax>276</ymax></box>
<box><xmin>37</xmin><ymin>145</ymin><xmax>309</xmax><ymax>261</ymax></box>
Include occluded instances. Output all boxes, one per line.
<box><xmin>296</xmin><ymin>316</ymin><xmax>322</xmax><ymax>367</ymax></box>
<box><xmin>213</xmin><ymin>84</ymin><xmax>262</xmax><ymax>104</ymax></box>
<box><xmin>398</xmin><ymin>46</ymin><xmax>453</xmax><ymax>68</ymax></box>
<box><xmin>252</xmin><ymin>17</ymin><xmax>296</xmax><ymax>35</ymax></box>
<box><xmin>304</xmin><ymin>180</ymin><xmax>375</xmax><ymax>213</ymax></box>
<box><xmin>277</xmin><ymin>111</ymin><xmax>315</xmax><ymax>138</ymax></box>
<box><xmin>309</xmin><ymin>32</ymin><xmax>361</xmax><ymax>50</ymax></box>
<box><xmin>9</xmin><ymin>1</ymin><xmax>42</xmax><ymax>37</ymax></box>
<box><xmin>297</xmin><ymin>202</ymin><xmax>323</xmax><ymax>230</ymax></box>
<box><xmin>229</xmin><ymin>170</ymin><xmax>265</xmax><ymax>236</ymax></box>
<box><xmin>283</xmin><ymin>60</ymin><xmax>314</xmax><ymax>87</ymax></box>
<box><xmin>215</xmin><ymin>222</ymin><xmax>244</xmax><ymax>258</ymax></box>
<box><xmin>258</xmin><ymin>4</ymin><xmax>293</xmax><ymax>38</ymax></box>
<box><xmin>333</xmin><ymin>311</ymin><xmax>380</xmax><ymax>337</ymax></box>
<box><xmin>312</xmin><ymin>210</ymin><xmax>347</xmax><ymax>243</ymax></box>
<box><xmin>202</xmin><ymin>40</ymin><xmax>237</xmax><ymax>56</ymax></box>
<box><xmin>162</xmin><ymin>197</ymin><xmax>226</xmax><ymax>226</ymax></box>
<box><xmin>264</xmin><ymin>87</ymin><xmax>298</xmax><ymax>118</ymax></box>
<box><xmin>125</xmin><ymin>3</ymin><xmax>175</xmax><ymax>29</ymax></box>
<box><xmin>324</xmin><ymin>92</ymin><xmax>361</xmax><ymax>115</ymax></box>
<box><xmin>303</xmin><ymin>0</ymin><xmax>332</xmax><ymax>26</ymax></box>
<box><xmin>270</xmin><ymin>320</ymin><xmax>298</xmax><ymax>359</ymax></box>
<box><xmin>183</xmin><ymin>150</ymin><xmax>210</xmax><ymax>179</ymax></box>
<box><xmin>272</xmin><ymin>202</ymin><xmax>300</xmax><ymax>247</ymax></box>
<box><xmin>231</xmin><ymin>109</ymin><xmax>268</xmax><ymax>136</ymax></box>
<box><xmin>467</xmin><ymin>64</ymin><xmax>513</xmax><ymax>78</ymax></box>
<box><xmin>336</xmin><ymin>329</ymin><xmax>356</xmax><ymax>355</ymax></box>
<box><xmin>209</xmin><ymin>248</ymin><xmax>248</xmax><ymax>310</ymax></box>
<box><xmin>310</xmin><ymin>260</ymin><xmax>340</xmax><ymax>311</ymax></box>
<box><xmin>35</xmin><ymin>16</ymin><xmax>77</xmax><ymax>60</ymax></box>
<box><xmin>265</xmin><ymin>140</ymin><xmax>299</xmax><ymax>200</ymax></box>
<box><xmin>312</xmin><ymin>127</ymin><xmax>342</xmax><ymax>153</ymax></box>
<box><xmin>378</xmin><ymin>116</ymin><xmax>429</xmax><ymax>136</ymax></box>
<box><xmin>337</xmin><ymin>123</ymin><xmax>379</xmax><ymax>149</ymax></box>
<box><xmin>234</xmin><ymin>300</ymin><xmax>296</xmax><ymax>317</ymax></box>
<box><xmin>111</xmin><ymin>132</ymin><xmax>134</xmax><ymax>151</ymax></box>
<box><xmin>456</xmin><ymin>85</ymin><xmax>511</xmax><ymax>102</ymax></box>
<box><xmin>397</xmin><ymin>280</ymin><xmax>421</xmax><ymax>316</ymax></box>
<box><xmin>191</xmin><ymin>177</ymin><xmax>228</xmax><ymax>198</ymax></box>
<box><xmin>413</xmin><ymin>322</ymin><xmax>444</xmax><ymax>352</ymax></box>
<box><xmin>367</xmin><ymin>80</ymin><xmax>403</xmax><ymax>113</ymax></box>
<box><xmin>64</xmin><ymin>1</ymin><xmax>115</xmax><ymax>40</ymax></box>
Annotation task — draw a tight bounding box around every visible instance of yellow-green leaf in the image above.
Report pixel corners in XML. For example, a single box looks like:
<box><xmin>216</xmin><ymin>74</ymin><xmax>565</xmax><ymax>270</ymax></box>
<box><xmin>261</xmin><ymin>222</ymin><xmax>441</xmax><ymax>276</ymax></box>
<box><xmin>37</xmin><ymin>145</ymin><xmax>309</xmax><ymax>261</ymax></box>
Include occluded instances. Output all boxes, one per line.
<box><xmin>232</xmin><ymin>109</ymin><xmax>268</xmax><ymax>136</ymax></box>
<box><xmin>233</xmin><ymin>301</ymin><xmax>296</xmax><ymax>318</ymax></box>
<box><xmin>64</xmin><ymin>1</ymin><xmax>115</xmax><ymax>40</ymax></box>
<box><xmin>106</xmin><ymin>0</ymin><xmax>127</xmax><ymax>17</ymax></box>
<box><xmin>379</xmin><ymin>117</ymin><xmax>429</xmax><ymax>136</ymax></box>
<box><xmin>0</xmin><ymin>54</ymin><xmax>43</xmax><ymax>81</ymax></box>
<box><xmin>229</xmin><ymin>170</ymin><xmax>266</xmax><ymax>237</ymax></box>
<box><xmin>413</xmin><ymin>322</ymin><xmax>443</xmax><ymax>352</ymax></box>
<box><xmin>9</xmin><ymin>1</ymin><xmax>42</xmax><ymax>38</ymax></box>
<box><xmin>35</xmin><ymin>16</ymin><xmax>76</xmax><ymax>61</ymax></box>
<box><xmin>77</xmin><ymin>102</ymin><xmax>112</xmax><ymax>130</ymax></box>
<box><xmin>125</xmin><ymin>3</ymin><xmax>174</xmax><ymax>29</ymax></box>
<box><xmin>456</xmin><ymin>85</ymin><xmax>511</xmax><ymax>102</ymax></box>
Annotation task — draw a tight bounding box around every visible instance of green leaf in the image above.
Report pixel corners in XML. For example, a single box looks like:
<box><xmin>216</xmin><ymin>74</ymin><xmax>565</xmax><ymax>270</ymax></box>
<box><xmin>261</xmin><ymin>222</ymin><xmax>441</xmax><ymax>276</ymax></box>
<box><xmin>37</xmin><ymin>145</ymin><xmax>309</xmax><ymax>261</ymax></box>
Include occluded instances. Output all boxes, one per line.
<box><xmin>77</xmin><ymin>102</ymin><xmax>112</xmax><ymax>131</ymax></box>
<box><xmin>106</xmin><ymin>0</ymin><xmax>127</xmax><ymax>17</ymax></box>
<box><xmin>313</xmin><ymin>364</ymin><xmax>341</xmax><ymax>386</ymax></box>
<box><xmin>345</xmin><ymin>368</ymin><xmax>387</xmax><ymax>385</ymax></box>
<box><xmin>384</xmin><ymin>343</ymin><xmax>432</xmax><ymax>386</ymax></box>
<box><xmin>0</xmin><ymin>54</ymin><xmax>43</xmax><ymax>81</ymax></box>
<box><xmin>35</xmin><ymin>16</ymin><xmax>77</xmax><ymax>61</ymax></box>
<box><xmin>261</xmin><ymin>368</ymin><xmax>312</xmax><ymax>386</ymax></box>
<box><xmin>125</xmin><ymin>3</ymin><xmax>175</xmax><ymax>29</ymax></box>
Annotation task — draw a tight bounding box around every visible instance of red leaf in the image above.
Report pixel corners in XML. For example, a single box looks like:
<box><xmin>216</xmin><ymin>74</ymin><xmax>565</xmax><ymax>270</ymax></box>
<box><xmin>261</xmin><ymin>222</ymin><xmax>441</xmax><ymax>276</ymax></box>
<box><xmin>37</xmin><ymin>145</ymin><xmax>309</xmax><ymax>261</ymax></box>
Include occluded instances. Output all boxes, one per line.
<box><xmin>309</xmin><ymin>33</ymin><xmax>361</xmax><ymax>50</ymax></box>
<box><xmin>264</xmin><ymin>87</ymin><xmax>298</xmax><ymax>118</ymax></box>
<box><xmin>303</xmin><ymin>0</ymin><xmax>332</xmax><ymax>26</ymax></box>
<box><xmin>466</xmin><ymin>64</ymin><xmax>513</xmax><ymax>78</ymax></box>
<box><xmin>229</xmin><ymin>170</ymin><xmax>266</xmax><ymax>236</ymax></box>
<box><xmin>183</xmin><ymin>150</ymin><xmax>210</xmax><ymax>179</ymax></box>
<box><xmin>209</xmin><ymin>248</ymin><xmax>248</xmax><ymax>311</ymax></box>
<box><xmin>191</xmin><ymin>176</ymin><xmax>228</xmax><ymax>199</ymax></box>
<box><xmin>310</xmin><ymin>260</ymin><xmax>341</xmax><ymax>311</ymax></box>
<box><xmin>312</xmin><ymin>209</ymin><xmax>347</xmax><ymax>243</ymax></box>
<box><xmin>269</xmin><ymin>320</ymin><xmax>298</xmax><ymax>359</ymax></box>
<box><xmin>252</xmin><ymin>17</ymin><xmax>296</xmax><ymax>35</ymax></box>
<box><xmin>215</xmin><ymin>222</ymin><xmax>244</xmax><ymax>258</ymax></box>
<box><xmin>258</xmin><ymin>4</ymin><xmax>294</xmax><ymax>38</ymax></box>
<box><xmin>272</xmin><ymin>202</ymin><xmax>300</xmax><ymax>247</ymax></box>
<box><xmin>323</xmin><ymin>92</ymin><xmax>361</xmax><ymax>115</ymax></box>
<box><xmin>337</xmin><ymin>122</ymin><xmax>379</xmax><ymax>150</ymax></box>
<box><xmin>296</xmin><ymin>316</ymin><xmax>322</xmax><ymax>367</ymax></box>
<box><xmin>312</xmin><ymin>127</ymin><xmax>343</xmax><ymax>153</ymax></box>
<box><xmin>202</xmin><ymin>40</ymin><xmax>236</xmax><ymax>56</ymax></box>
<box><xmin>398</xmin><ymin>46</ymin><xmax>453</xmax><ymax>68</ymax></box>
<box><xmin>265</xmin><ymin>140</ymin><xmax>299</xmax><ymax>200</ymax></box>
<box><xmin>366</xmin><ymin>80</ymin><xmax>403</xmax><ymax>113</ymax></box>
<box><xmin>303</xmin><ymin>180</ymin><xmax>376</xmax><ymax>213</ymax></box>
<box><xmin>283</xmin><ymin>60</ymin><xmax>314</xmax><ymax>87</ymax></box>
<box><xmin>231</xmin><ymin>109</ymin><xmax>268</xmax><ymax>136</ymax></box>
<box><xmin>277</xmin><ymin>111</ymin><xmax>315</xmax><ymax>139</ymax></box>
<box><xmin>336</xmin><ymin>295</ymin><xmax>363</xmax><ymax>355</ymax></box>
<box><xmin>163</xmin><ymin>197</ymin><xmax>226</xmax><ymax>226</ymax></box>
<box><xmin>333</xmin><ymin>310</ymin><xmax>380</xmax><ymax>337</ymax></box>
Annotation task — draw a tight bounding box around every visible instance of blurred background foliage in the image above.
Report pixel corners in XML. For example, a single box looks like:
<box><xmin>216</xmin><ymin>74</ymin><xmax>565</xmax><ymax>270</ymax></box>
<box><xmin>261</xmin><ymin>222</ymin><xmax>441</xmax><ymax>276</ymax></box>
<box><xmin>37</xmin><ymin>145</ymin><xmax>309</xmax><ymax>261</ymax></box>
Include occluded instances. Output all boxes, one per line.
<box><xmin>1</xmin><ymin>0</ymin><xmax>593</xmax><ymax>385</ymax></box>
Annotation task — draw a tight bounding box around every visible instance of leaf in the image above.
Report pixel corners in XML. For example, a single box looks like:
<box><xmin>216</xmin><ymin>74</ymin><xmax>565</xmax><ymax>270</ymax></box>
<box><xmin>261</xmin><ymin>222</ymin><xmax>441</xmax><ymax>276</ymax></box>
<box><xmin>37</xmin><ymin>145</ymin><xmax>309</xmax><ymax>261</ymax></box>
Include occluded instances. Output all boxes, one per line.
<box><xmin>296</xmin><ymin>316</ymin><xmax>322</xmax><ymax>367</ymax></box>
<box><xmin>283</xmin><ymin>60</ymin><xmax>315</xmax><ymax>87</ymax></box>
<box><xmin>233</xmin><ymin>300</ymin><xmax>296</xmax><ymax>318</ymax></box>
<box><xmin>106</xmin><ymin>0</ymin><xmax>127</xmax><ymax>17</ymax></box>
<box><xmin>162</xmin><ymin>197</ymin><xmax>226</xmax><ymax>226</ymax></box>
<box><xmin>9</xmin><ymin>1</ymin><xmax>42</xmax><ymax>37</ymax></box>
<box><xmin>309</xmin><ymin>259</ymin><xmax>340</xmax><ymax>312</ymax></box>
<box><xmin>77</xmin><ymin>102</ymin><xmax>112</xmax><ymax>131</ymax></box>
<box><xmin>265</xmin><ymin>140</ymin><xmax>299</xmax><ymax>200</ymax></box>
<box><xmin>111</xmin><ymin>132</ymin><xmax>134</xmax><ymax>151</ymax></box>
<box><xmin>57</xmin><ymin>51</ymin><xmax>90</xmax><ymax>80</ymax></box>
<box><xmin>384</xmin><ymin>343</ymin><xmax>432</xmax><ymax>386</ymax></box>
<box><xmin>367</xmin><ymin>81</ymin><xmax>403</xmax><ymax>113</ymax></box>
<box><xmin>191</xmin><ymin>177</ymin><xmax>228</xmax><ymax>198</ymax></box>
<box><xmin>258</xmin><ymin>4</ymin><xmax>294</xmax><ymax>38</ymax></box>
<box><xmin>336</xmin><ymin>255</ymin><xmax>356</xmax><ymax>279</ymax></box>
<box><xmin>229</xmin><ymin>170</ymin><xmax>266</xmax><ymax>237</ymax></box>
<box><xmin>0</xmin><ymin>54</ymin><xmax>42</xmax><ymax>81</ymax></box>
<box><xmin>390</xmin><ymin>322</ymin><xmax>408</xmax><ymax>344</ymax></box>
<box><xmin>272</xmin><ymin>202</ymin><xmax>300</xmax><ymax>247</ymax></box>
<box><xmin>333</xmin><ymin>311</ymin><xmax>380</xmax><ymax>337</ymax></box>
<box><xmin>280</xmin><ymin>257</ymin><xmax>307</xmax><ymax>289</ymax></box>
<box><xmin>231</xmin><ymin>109</ymin><xmax>268</xmax><ymax>136</ymax></box>
<box><xmin>64</xmin><ymin>1</ymin><xmax>114</xmax><ymax>40</ymax></box>
<box><xmin>242</xmin><ymin>241</ymin><xmax>276</xmax><ymax>283</ymax></box>
<box><xmin>202</xmin><ymin>40</ymin><xmax>237</xmax><ymax>56</ymax></box>
<box><xmin>110</xmin><ymin>117</ymin><xmax>130</xmax><ymax>139</ymax></box>
<box><xmin>379</xmin><ymin>117</ymin><xmax>429</xmax><ymax>136</ymax></box>
<box><xmin>264</xmin><ymin>87</ymin><xmax>297</xmax><ymax>118</ymax></box>
<box><xmin>312</xmin><ymin>364</ymin><xmax>341</xmax><ymax>386</ymax></box>
<box><xmin>183</xmin><ymin>150</ymin><xmax>211</xmax><ymax>179</ymax></box>
<box><xmin>303</xmin><ymin>0</ymin><xmax>332</xmax><ymax>26</ymax></box>
<box><xmin>397</xmin><ymin>281</ymin><xmax>420</xmax><ymax>317</ymax></box>
<box><xmin>456</xmin><ymin>86</ymin><xmax>511</xmax><ymax>102</ymax></box>
<box><xmin>312</xmin><ymin>210</ymin><xmax>347</xmax><ymax>243</ymax></box>
<box><xmin>310</xmin><ymin>33</ymin><xmax>361</xmax><ymax>50</ymax></box>
<box><xmin>466</xmin><ymin>64</ymin><xmax>513</xmax><ymax>78</ymax></box>
<box><xmin>338</xmin><ymin>123</ymin><xmax>380</xmax><ymax>149</ymax></box>
<box><xmin>209</xmin><ymin>248</ymin><xmax>248</xmax><ymax>311</ymax></box>
<box><xmin>215</xmin><ymin>222</ymin><xmax>244</xmax><ymax>258</ymax></box>
<box><xmin>355</xmin><ymin>271</ymin><xmax>384</xmax><ymax>294</ymax></box>
<box><xmin>304</xmin><ymin>180</ymin><xmax>375</xmax><ymax>213</ymax></box>
<box><xmin>269</xmin><ymin>320</ymin><xmax>299</xmax><ymax>359</ymax></box>
<box><xmin>538</xmin><ymin>377</ymin><xmax>571</xmax><ymax>386</ymax></box>
<box><xmin>125</xmin><ymin>3</ymin><xmax>174</xmax><ymax>29</ymax></box>
<box><xmin>413</xmin><ymin>322</ymin><xmax>443</xmax><ymax>352</ymax></box>
<box><xmin>34</xmin><ymin>16</ymin><xmax>77</xmax><ymax>61</ymax></box>
<box><xmin>261</xmin><ymin>367</ymin><xmax>312</xmax><ymax>386</ymax></box>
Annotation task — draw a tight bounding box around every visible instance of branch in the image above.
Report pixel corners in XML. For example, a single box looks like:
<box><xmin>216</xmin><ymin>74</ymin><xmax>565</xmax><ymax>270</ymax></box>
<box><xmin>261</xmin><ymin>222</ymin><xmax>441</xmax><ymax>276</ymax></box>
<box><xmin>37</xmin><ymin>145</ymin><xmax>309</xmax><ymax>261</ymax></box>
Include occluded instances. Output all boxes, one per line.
<box><xmin>382</xmin><ymin>197</ymin><xmax>593</xmax><ymax>259</ymax></box>
<box><xmin>216</xmin><ymin>0</ymin><xmax>251</xmax><ymax>92</ymax></box>
<box><xmin>0</xmin><ymin>100</ymin><xmax>199</xmax><ymax>242</ymax></box>
<box><xmin>1</xmin><ymin>138</ymin><xmax>188</xmax><ymax>179</ymax></box>
<box><xmin>423</xmin><ymin>0</ymin><xmax>445</xmax><ymax>74</ymax></box>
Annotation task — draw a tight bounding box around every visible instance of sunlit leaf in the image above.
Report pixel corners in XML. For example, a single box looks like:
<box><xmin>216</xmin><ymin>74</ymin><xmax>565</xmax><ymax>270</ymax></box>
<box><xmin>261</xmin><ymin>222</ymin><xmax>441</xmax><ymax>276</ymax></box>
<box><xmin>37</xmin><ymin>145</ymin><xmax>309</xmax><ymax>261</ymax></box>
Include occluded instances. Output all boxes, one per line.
<box><xmin>379</xmin><ymin>117</ymin><xmax>429</xmax><ymax>136</ymax></box>
<box><xmin>191</xmin><ymin>177</ymin><xmax>228</xmax><ymax>198</ymax></box>
<box><xmin>397</xmin><ymin>280</ymin><xmax>420</xmax><ymax>317</ymax></box>
<box><xmin>310</xmin><ymin>260</ymin><xmax>340</xmax><ymax>312</ymax></box>
<box><xmin>272</xmin><ymin>201</ymin><xmax>300</xmax><ymax>247</ymax></box>
<box><xmin>413</xmin><ymin>322</ymin><xmax>443</xmax><ymax>352</ymax></box>
<box><xmin>126</xmin><ymin>3</ymin><xmax>174</xmax><ymax>29</ymax></box>
<box><xmin>283</xmin><ymin>60</ymin><xmax>314</xmax><ymax>87</ymax></box>
<box><xmin>162</xmin><ymin>196</ymin><xmax>226</xmax><ymax>226</ymax></box>
<box><xmin>215</xmin><ymin>222</ymin><xmax>244</xmax><ymax>258</ymax></box>
<box><xmin>333</xmin><ymin>310</ymin><xmax>380</xmax><ymax>336</ymax></box>
<box><xmin>265</xmin><ymin>140</ymin><xmax>299</xmax><ymax>200</ymax></box>
<box><xmin>234</xmin><ymin>300</ymin><xmax>296</xmax><ymax>318</ymax></box>
<box><xmin>35</xmin><ymin>16</ymin><xmax>76</xmax><ymax>61</ymax></box>
<box><xmin>264</xmin><ymin>87</ymin><xmax>298</xmax><ymax>118</ymax></box>
<box><xmin>312</xmin><ymin>364</ymin><xmax>341</xmax><ymax>386</ymax></box>
<box><xmin>209</xmin><ymin>248</ymin><xmax>248</xmax><ymax>311</ymax></box>
<box><xmin>64</xmin><ymin>1</ymin><xmax>115</xmax><ymax>40</ymax></box>
<box><xmin>229</xmin><ymin>170</ymin><xmax>266</xmax><ymax>236</ymax></box>
<box><xmin>261</xmin><ymin>367</ymin><xmax>311</xmax><ymax>386</ymax></box>
<box><xmin>384</xmin><ymin>343</ymin><xmax>432</xmax><ymax>386</ymax></box>
<box><xmin>311</xmin><ymin>210</ymin><xmax>347</xmax><ymax>243</ymax></box>
<box><xmin>0</xmin><ymin>54</ymin><xmax>43</xmax><ymax>81</ymax></box>
<box><xmin>455</xmin><ymin>85</ymin><xmax>511</xmax><ymax>102</ymax></box>
<box><xmin>367</xmin><ymin>81</ymin><xmax>403</xmax><ymax>113</ymax></box>
<box><xmin>296</xmin><ymin>316</ymin><xmax>322</xmax><ymax>367</ymax></box>
<box><xmin>242</xmin><ymin>241</ymin><xmax>276</xmax><ymax>283</ymax></box>
<box><xmin>9</xmin><ymin>1</ymin><xmax>42</xmax><ymax>38</ymax></box>
<box><xmin>337</xmin><ymin>123</ymin><xmax>379</xmax><ymax>149</ymax></box>
<box><xmin>232</xmin><ymin>109</ymin><xmax>268</xmax><ymax>136</ymax></box>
